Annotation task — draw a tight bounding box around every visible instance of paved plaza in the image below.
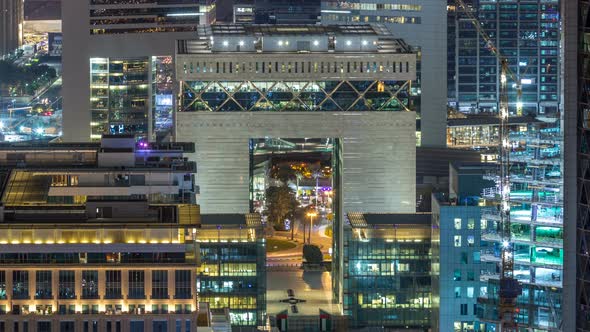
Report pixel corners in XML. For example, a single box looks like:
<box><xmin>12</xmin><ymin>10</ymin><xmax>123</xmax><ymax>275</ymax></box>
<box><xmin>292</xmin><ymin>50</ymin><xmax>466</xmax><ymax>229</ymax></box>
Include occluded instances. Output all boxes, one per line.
<box><xmin>267</xmin><ymin>270</ymin><xmax>340</xmax><ymax>316</ymax></box>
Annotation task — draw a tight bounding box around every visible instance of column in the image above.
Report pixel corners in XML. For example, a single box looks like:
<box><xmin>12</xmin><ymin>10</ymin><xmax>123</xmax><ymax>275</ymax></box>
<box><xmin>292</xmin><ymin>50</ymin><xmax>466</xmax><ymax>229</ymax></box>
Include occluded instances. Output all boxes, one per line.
<box><xmin>168</xmin><ymin>270</ymin><xmax>175</xmax><ymax>300</ymax></box>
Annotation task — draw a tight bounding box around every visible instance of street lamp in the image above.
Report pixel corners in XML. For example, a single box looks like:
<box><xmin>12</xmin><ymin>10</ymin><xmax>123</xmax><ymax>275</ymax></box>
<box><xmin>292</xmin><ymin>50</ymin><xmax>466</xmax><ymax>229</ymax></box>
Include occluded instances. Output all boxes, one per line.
<box><xmin>306</xmin><ymin>211</ymin><xmax>317</xmax><ymax>244</ymax></box>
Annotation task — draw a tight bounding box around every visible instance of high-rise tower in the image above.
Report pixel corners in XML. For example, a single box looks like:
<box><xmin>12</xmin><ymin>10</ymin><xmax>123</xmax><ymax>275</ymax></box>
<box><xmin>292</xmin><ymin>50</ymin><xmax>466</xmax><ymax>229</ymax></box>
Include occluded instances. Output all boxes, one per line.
<box><xmin>321</xmin><ymin>0</ymin><xmax>447</xmax><ymax>147</ymax></box>
<box><xmin>61</xmin><ymin>0</ymin><xmax>216</xmax><ymax>142</ymax></box>
<box><xmin>0</xmin><ymin>0</ymin><xmax>23</xmax><ymax>58</ymax></box>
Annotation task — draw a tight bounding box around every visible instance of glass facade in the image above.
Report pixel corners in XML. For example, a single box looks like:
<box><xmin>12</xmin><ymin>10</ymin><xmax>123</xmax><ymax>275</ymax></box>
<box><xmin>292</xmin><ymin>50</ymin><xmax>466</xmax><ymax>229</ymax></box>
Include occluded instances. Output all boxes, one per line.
<box><xmin>197</xmin><ymin>239</ymin><xmax>266</xmax><ymax>327</ymax></box>
<box><xmin>128</xmin><ymin>270</ymin><xmax>145</xmax><ymax>299</ymax></box>
<box><xmin>180</xmin><ymin>80</ymin><xmax>411</xmax><ymax>112</ymax></box>
<box><xmin>579</xmin><ymin>0</ymin><xmax>590</xmax><ymax>328</ymax></box>
<box><xmin>151</xmin><ymin>270</ymin><xmax>168</xmax><ymax>299</ymax></box>
<box><xmin>450</xmin><ymin>0</ymin><xmax>560</xmax><ymax>115</ymax></box>
<box><xmin>151</xmin><ymin>56</ymin><xmax>175</xmax><ymax>139</ymax></box>
<box><xmin>321</xmin><ymin>1</ymin><xmax>422</xmax><ymax>24</ymax></box>
<box><xmin>88</xmin><ymin>0</ymin><xmax>216</xmax><ymax>35</ymax></box>
<box><xmin>343</xmin><ymin>217</ymin><xmax>432</xmax><ymax>328</ymax></box>
<box><xmin>35</xmin><ymin>270</ymin><xmax>53</xmax><ymax>299</ymax></box>
<box><xmin>90</xmin><ymin>57</ymin><xmax>150</xmax><ymax>140</ymax></box>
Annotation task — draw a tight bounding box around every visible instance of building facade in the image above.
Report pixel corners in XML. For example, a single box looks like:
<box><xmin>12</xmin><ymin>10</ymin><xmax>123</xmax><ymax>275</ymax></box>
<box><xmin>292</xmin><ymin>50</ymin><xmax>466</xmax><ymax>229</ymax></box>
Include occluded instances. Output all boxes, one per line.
<box><xmin>0</xmin><ymin>0</ymin><xmax>23</xmax><ymax>58</ymax></box>
<box><xmin>431</xmin><ymin>163</ymin><xmax>497</xmax><ymax>332</ymax></box>
<box><xmin>0</xmin><ymin>136</ymin><xmax>209</xmax><ymax>331</ymax></box>
<box><xmin>448</xmin><ymin>0</ymin><xmax>560</xmax><ymax>117</ymax></box>
<box><xmin>0</xmin><ymin>136</ymin><xmax>267</xmax><ymax>330</ymax></box>
<box><xmin>573</xmin><ymin>0</ymin><xmax>590</xmax><ymax>331</ymax></box>
<box><xmin>62</xmin><ymin>0</ymin><xmax>216</xmax><ymax>142</ymax></box>
<box><xmin>195</xmin><ymin>214</ymin><xmax>266</xmax><ymax>327</ymax></box>
<box><xmin>321</xmin><ymin>0</ymin><xmax>447</xmax><ymax>147</ymax></box>
<box><xmin>253</xmin><ymin>0</ymin><xmax>321</xmax><ymax>24</ymax></box>
<box><xmin>174</xmin><ymin>24</ymin><xmax>417</xmax><ymax>307</ymax></box>
<box><xmin>344</xmin><ymin>213</ymin><xmax>432</xmax><ymax>329</ymax></box>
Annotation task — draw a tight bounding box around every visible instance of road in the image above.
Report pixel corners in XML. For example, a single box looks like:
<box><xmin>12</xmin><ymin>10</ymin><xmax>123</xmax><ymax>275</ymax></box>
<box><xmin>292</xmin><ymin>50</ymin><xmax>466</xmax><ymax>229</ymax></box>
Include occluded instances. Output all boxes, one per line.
<box><xmin>267</xmin><ymin>222</ymin><xmax>332</xmax><ymax>266</ymax></box>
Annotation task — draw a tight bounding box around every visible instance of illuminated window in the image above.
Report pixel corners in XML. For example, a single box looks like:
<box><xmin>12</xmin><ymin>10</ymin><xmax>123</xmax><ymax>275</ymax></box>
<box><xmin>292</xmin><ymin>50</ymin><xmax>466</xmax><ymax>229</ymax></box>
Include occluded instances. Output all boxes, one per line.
<box><xmin>81</xmin><ymin>270</ymin><xmax>99</xmax><ymax>299</ymax></box>
<box><xmin>467</xmin><ymin>287</ymin><xmax>474</xmax><ymax>298</ymax></box>
<box><xmin>467</xmin><ymin>235</ymin><xmax>475</xmax><ymax>247</ymax></box>
<box><xmin>454</xmin><ymin>218</ymin><xmax>462</xmax><ymax>230</ymax></box>
<box><xmin>467</xmin><ymin>218</ymin><xmax>475</xmax><ymax>229</ymax></box>
<box><xmin>481</xmin><ymin>219</ymin><xmax>488</xmax><ymax>230</ymax></box>
<box><xmin>454</xmin><ymin>235</ymin><xmax>462</xmax><ymax>247</ymax></box>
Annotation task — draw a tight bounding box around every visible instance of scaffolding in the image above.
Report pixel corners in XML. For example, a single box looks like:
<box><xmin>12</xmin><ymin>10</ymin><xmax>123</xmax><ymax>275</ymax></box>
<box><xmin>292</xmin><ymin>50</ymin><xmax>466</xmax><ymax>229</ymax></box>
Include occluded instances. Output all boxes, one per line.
<box><xmin>451</xmin><ymin>0</ymin><xmax>564</xmax><ymax>330</ymax></box>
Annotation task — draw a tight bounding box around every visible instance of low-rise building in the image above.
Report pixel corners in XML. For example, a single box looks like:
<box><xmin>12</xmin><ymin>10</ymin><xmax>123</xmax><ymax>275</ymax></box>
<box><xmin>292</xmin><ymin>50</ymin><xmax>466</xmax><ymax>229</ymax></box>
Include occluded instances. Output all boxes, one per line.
<box><xmin>344</xmin><ymin>212</ymin><xmax>432</xmax><ymax>330</ymax></box>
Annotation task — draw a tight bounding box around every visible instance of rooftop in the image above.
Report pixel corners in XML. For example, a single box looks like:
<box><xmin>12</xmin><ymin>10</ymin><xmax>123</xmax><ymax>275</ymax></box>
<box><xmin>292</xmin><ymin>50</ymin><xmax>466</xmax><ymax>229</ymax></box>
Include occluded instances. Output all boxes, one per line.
<box><xmin>347</xmin><ymin>212</ymin><xmax>432</xmax><ymax>228</ymax></box>
<box><xmin>200</xmin><ymin>213</ymin><xmax>263</xmax><ymax>228</ymax></box>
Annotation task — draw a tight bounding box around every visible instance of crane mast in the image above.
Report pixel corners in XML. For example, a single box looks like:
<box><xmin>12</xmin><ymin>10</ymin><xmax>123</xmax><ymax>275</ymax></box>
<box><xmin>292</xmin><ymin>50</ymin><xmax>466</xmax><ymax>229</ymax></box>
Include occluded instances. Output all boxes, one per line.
<box><xmin>453</xmin><ymin>1</ymin><xmax>523</xmax><ymax>330</ymax></box>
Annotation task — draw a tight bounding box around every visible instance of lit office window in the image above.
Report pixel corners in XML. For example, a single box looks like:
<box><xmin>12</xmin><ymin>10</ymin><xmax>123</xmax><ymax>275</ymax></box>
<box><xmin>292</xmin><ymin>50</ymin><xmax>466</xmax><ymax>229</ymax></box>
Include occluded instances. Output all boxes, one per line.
<box><xmin>454</xmin><ymin>235</ymin><xmax>462</xmax><ymax>247</ymax></box>
<box><xmin>454</xmin><ymin>218</ymin><xmax>462</xmax><ymax>230</ymax></box>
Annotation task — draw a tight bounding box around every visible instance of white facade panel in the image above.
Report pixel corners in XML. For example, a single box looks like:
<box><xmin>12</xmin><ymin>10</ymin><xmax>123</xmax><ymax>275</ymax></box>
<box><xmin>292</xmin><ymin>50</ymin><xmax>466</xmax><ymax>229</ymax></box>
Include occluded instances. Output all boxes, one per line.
<box><xmin>176</xmin><ymin>112</ymin><xmax>416</xmax><ymax>214</ymax></box>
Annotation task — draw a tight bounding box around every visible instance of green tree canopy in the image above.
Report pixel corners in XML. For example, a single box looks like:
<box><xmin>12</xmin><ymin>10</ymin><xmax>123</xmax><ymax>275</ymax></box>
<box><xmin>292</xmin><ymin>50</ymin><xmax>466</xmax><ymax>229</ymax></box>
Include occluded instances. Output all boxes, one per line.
<box><xmin>303</xmin><ymin>244</ymin><xmax>323</xmax><ymax>264</ymax></box>
<box><xmin>264</xmin><ymin>184</ymin><xmax>298</xmax><ymax>229</ymax></box>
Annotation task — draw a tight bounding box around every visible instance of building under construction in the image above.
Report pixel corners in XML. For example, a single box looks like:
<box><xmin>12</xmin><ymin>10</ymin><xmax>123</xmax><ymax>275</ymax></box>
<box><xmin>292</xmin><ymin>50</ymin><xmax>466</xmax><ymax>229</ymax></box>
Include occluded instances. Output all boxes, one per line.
<box><xmin>478</xmin><ymin>118</ymin><xmax>563</xmax><ymax>330</ymax></box>
<box><xmin>447</xmin><ymin>0</ymin><xmax>563</xmax><ymax>330</ymax></box>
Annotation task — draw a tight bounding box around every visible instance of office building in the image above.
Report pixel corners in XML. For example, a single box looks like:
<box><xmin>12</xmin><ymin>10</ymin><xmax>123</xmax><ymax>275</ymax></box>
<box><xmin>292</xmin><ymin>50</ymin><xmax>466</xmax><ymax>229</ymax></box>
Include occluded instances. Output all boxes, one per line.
<box><xmin>233</xmin><ymin>3</ymin><xmax>255</xmax><ymax>24</ymax></box>
<box><xmin>0</xmin><ymin>136</ymin><xmax>210</xmax><ymax>331</ymax></box>
<box><xmin>475</xmin><ymin>119</ymin><xmax>563</xmax><ymax>330</ymax></box>
<box><xmin>321</xmin><ymin>0</ymin><xmax>447</xmax><ymax>147</ymax></box>
<box><xmin>254</xmin><ymin>0</ymin><xmax>320</xmax><ymax>24</ymax></box>
<box><xmin>195</xmin><ymin>214</ymin><xmax>266</xmax><ymax>327</ymax></box>
<box><xmin>448</xmin><ymin>0</ymin><xmax>560</xmax><ymax>117</ymax></box>
<box><xmin>175</xmin><ymin>24</ymin><xmax>417</xmax><ymax>306</ymax></box>
<box><xmin>344</xmin><ymin>212</ymin><xmax>432</xmax><ymax>329</ymax></box>
<box><xmin>233</xmin><ymin>0</ymin><xmax>320</xmax><ymax>25</ymax></box>
<box><xmin>62</xmin><ymin>0</ymin><xmax>216</xmax><ymax>142</ymax></box>
<box><xmin>445</xmin><ymin>1</ymin><xmax>564</xmax><ymax>330</ymax></box>
<box><xmin>0</xmin><ymin>0</ymin><xmax>23</xmax><ymax>58</ymax></box>
<box><xmin>431</xmin><ymin>163</ymin><xmax>496</xmax><ymax>332</ymax></box>
<box><xmin>571</xmin><ymin>0</ymin><xmax>589</xmax><ymax>330</ymax></box>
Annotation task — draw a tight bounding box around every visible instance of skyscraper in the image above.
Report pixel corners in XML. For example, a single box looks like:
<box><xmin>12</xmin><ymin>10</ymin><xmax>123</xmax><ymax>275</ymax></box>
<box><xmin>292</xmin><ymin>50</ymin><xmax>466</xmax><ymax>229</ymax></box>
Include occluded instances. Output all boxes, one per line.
<box><xmin>321</xmin><ymin>0</ymin><xmax>447</xmax><ymax>147</ymax></box>
<box><xmin>0</xmin><ymin>0</ymin><xmax>23</xmax><ymax>58</ymax></box>
<box><xmin>61</xmin><ymin>0</ymin><xmax>216</xmax><ymax>142</ymax></box>
<box><xmin>448</xmin><ymin>0</ymin><xmax>560</xmax><ymax>117</ymax></box>
<box><xmin>571</xmin><ymin>0</ymin><xmax>589</xmax><ymax>330</ymax></box>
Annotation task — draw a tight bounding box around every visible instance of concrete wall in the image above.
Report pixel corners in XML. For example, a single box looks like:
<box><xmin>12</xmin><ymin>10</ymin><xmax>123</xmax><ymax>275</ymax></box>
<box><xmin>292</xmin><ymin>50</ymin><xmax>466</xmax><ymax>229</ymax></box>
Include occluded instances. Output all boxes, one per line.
<box><xmin>321</xmin><ymin>0</ymin><xmax>447</xmax><ymax>148</ymax></box>
<box><xmin>176</xmin><ymin>111</ymin><xmax>416</xmax><ymax>214</ymax></box>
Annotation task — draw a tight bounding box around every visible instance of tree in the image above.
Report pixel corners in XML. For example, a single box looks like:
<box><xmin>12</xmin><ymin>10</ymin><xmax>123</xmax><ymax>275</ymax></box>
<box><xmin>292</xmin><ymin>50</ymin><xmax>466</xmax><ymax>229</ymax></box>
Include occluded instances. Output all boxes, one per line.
<box><xmin>303</xmin><ymin>244</ymin><xmax>323</xmax><ymax>264</ymax></box>
<box><xmin>264</xmin><ymin>184</ymin><xmax>298</xmax><ymax>230</ymax></box>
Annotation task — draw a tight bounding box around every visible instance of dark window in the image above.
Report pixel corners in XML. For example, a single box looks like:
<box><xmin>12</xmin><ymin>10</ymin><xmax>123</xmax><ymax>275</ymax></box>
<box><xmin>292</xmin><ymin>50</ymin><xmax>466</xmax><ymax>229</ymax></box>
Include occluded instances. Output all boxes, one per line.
<box><xmin>128</xmin><ymin>270</ymin><xmax>145</xmax><ymax>299</ymax></box>
<box><xmin>82</xmin><ymin>271</ymin><xmax>99</xmax><ymax>299</ymax></box>
<box><xmin>105</xmin><ymin>270</ymin><xmax>122</xmax><ymax>299</ymax></box>
<box><xmin>59</xmin><ymin>271</ymin><xmax>76</xmax><ymax>299</ymax></box>
<box><xmin>0</xmin><ymin>272</ymin><xmax>5</xmax><ymax>299</ymax></box>
<box><xmin>152</xmin><ymin>270</ymin><xmax>168</xmax><ymax>299</ymax></box>
<box><xmin>175</xmin><ymin>270</ymin><xmax>192</xmax><ymax>299</ymax></box>
<box><xmin>460</xmin><ymin>303</ymin><xmax>468</xmax><ymax>315</ymax></box>
<box><xmin>12</xmin><ymin>271</ymin><xmax>29</xmax><ymax>299</ymax></box>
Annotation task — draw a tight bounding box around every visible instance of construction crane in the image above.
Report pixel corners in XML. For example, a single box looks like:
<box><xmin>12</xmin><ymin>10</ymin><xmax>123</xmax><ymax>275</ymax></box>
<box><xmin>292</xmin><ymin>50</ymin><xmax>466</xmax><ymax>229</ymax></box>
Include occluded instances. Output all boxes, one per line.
<box><xmin>453</xmin><ymin>0</ymin><xmax>523</xmax><ymax>331</ymax></box>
